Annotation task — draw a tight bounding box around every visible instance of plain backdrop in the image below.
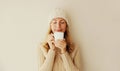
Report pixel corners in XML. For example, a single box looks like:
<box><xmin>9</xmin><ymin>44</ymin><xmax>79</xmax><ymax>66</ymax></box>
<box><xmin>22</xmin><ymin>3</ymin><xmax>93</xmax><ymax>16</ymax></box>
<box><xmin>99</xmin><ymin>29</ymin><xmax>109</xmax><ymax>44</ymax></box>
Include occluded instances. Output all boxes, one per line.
<box><xmin>0</xmin><ymin>0</ymin><xmax>120</xmax><ymax>71</ymax></box>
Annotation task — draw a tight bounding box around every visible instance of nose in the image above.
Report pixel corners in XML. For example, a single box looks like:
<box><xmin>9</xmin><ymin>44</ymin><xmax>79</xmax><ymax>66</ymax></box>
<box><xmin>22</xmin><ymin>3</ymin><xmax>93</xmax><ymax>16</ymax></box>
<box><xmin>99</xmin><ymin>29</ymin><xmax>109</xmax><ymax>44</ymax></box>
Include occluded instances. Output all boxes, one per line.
<box><xmin>56</xmin><ymin>22</ymin><xmax>61</xmax><ymax>28</ymax></box>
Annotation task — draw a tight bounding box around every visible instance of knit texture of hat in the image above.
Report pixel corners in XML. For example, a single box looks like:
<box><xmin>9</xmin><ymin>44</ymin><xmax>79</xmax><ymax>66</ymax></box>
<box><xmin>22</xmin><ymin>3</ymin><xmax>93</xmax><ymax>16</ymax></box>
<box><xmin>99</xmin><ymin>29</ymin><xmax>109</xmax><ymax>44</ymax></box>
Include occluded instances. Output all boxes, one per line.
<box><xmin>48</xmin><ymin>8</ymin><xmax>69</xmax><ymax>25</ymax></box>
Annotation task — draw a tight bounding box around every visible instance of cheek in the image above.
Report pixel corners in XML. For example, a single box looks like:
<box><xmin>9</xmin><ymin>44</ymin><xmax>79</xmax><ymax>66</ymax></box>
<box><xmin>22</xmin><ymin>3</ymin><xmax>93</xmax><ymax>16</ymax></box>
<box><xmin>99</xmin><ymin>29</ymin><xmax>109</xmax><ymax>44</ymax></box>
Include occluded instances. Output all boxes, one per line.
<box><xmin>62</xmin><ymin>25</ymin><xmax>67</xmax><ymax>32</ymax></box>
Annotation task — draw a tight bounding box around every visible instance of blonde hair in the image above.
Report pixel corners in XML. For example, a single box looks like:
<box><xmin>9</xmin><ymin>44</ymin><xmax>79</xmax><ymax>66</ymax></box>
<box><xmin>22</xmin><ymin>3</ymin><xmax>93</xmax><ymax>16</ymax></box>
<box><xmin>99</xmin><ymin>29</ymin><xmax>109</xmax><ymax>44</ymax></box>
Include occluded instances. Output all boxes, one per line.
<box><xmin>41</xmin><ymin>22</ymin><xmax>74</xmax><ymax>53</ymax></box>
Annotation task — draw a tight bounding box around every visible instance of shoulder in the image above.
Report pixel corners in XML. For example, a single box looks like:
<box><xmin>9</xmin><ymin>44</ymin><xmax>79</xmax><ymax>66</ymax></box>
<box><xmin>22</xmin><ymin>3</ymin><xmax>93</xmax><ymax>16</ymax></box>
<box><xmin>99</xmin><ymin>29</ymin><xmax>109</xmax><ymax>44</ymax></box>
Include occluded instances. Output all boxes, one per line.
<box><xmin>37</xmin><ymin>42</ymin><xmax>43</xmax><ymax>51</ymax></box>
<box><xmin>73</xmin><ymin>44</ymin><xmax>80</xmax><ymax>54</ymax></box>
<box><xmin>38</xmin><ymin>42</ymin><xmax>48</xmax><ymax>56</ymax></box>
<box><xmin>70</xmin><ymin>43</ymin><xmax>80</xmax><ymax>58</ymax></box>
<box><xmin>71</xmin><ymin>42</ymin><xmax>80</xmax><ymax>53</ymax></box>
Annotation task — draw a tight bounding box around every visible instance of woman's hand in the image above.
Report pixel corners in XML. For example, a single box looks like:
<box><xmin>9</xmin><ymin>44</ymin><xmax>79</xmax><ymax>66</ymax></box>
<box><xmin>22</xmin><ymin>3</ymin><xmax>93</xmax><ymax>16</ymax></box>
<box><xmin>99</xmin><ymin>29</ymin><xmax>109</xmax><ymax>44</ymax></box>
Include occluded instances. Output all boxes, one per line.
<box><xmin>47</xmin><ymin>33</ymin><xmax>55</xmax><ymax>50</ymax></box>
<box><xmin>54</xmin><ymin>39</ymin><xmax>67</xmax><ymax>53</ymax></box>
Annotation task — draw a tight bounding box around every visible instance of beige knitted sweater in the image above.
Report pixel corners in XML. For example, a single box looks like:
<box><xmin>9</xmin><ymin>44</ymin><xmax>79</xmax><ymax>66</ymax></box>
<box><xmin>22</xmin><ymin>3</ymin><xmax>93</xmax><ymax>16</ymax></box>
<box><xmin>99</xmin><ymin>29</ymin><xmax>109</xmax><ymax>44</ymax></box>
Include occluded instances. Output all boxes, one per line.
<box><xmin>38</xmin><ymin>44</ymin><xmax>81</xmax><ymax>71</ymax></box>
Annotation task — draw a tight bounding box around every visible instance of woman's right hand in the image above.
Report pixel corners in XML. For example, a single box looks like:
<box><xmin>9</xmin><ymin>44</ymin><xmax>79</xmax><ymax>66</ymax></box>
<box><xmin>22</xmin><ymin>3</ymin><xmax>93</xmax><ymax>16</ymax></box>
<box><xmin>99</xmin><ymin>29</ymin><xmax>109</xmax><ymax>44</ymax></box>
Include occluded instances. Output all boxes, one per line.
<box><xmin>47</xmin><ymin>33</ymin><xmax>55</xmax><ymax>50</ymax></box>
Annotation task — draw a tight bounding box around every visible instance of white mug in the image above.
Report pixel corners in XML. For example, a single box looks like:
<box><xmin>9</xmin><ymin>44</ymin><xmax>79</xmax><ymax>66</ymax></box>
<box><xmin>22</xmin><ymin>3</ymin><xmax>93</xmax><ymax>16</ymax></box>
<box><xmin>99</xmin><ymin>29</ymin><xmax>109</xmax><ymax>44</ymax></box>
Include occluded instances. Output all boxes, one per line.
<box><xmin>54</xmin><ymin>32</ymin><xmax>64</xmax><ymax>41</ymax></box>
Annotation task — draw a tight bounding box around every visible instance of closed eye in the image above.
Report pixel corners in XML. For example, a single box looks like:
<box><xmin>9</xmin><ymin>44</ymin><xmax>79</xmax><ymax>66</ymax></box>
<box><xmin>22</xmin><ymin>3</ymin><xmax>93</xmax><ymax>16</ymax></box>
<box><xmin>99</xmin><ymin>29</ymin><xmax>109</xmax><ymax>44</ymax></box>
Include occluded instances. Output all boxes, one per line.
<box><xmin>60</xmin><ymin>21</ymin><xmax>65</xmax><ymax>24</ymax></box>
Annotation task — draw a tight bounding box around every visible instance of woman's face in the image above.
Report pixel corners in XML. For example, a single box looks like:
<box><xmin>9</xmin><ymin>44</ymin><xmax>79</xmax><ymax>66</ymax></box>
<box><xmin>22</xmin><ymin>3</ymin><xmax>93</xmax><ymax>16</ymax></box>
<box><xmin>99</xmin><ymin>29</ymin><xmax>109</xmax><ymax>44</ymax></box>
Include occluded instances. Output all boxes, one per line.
<box><xmin>50</xmin><ymin>18</ymin><xmax>67</xmax><ymax>33</ymax></box>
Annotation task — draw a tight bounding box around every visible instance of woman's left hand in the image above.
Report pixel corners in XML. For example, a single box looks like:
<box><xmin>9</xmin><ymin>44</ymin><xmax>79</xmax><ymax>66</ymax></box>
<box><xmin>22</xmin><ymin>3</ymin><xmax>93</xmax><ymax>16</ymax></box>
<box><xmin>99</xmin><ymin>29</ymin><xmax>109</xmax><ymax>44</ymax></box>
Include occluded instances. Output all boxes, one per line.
<box><xmin>54</xmin><ymin>39</ymin><xmax>67</xmax><ymax>53</ymax></box>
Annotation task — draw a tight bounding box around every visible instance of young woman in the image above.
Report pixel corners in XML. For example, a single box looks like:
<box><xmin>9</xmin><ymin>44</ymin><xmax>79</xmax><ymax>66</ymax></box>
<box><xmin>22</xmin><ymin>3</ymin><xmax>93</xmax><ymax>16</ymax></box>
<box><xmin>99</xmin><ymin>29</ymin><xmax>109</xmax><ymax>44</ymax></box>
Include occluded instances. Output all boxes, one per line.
<box><xmin>38</xmin><ymin>8</ymin><xmax>81</xmax><ymax>71</ymax></box>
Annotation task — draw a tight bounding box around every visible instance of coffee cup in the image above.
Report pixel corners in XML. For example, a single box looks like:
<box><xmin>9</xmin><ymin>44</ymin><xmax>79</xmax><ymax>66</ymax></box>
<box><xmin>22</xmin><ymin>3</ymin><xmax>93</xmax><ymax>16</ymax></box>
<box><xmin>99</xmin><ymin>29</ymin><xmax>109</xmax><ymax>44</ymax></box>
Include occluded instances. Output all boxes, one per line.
<box><xmin>54</xmin><ymin>32</ymin><xmax>64</xmax><ymax>41</ymax></box>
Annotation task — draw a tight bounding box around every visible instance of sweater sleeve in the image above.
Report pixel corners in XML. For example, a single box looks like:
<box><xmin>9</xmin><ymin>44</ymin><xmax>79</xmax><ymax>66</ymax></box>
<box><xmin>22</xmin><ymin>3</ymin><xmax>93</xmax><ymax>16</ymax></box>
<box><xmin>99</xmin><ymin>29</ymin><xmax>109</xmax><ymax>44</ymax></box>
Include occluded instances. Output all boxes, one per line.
<box><xmin>38</xmin><ymin>46</ymin><xmax>55</xmax><ymax>71</ymax></box>
<box><xmin>60</xmin><ymin>46</ymin><xmax>81</xmax><ymax>71</ymax></box>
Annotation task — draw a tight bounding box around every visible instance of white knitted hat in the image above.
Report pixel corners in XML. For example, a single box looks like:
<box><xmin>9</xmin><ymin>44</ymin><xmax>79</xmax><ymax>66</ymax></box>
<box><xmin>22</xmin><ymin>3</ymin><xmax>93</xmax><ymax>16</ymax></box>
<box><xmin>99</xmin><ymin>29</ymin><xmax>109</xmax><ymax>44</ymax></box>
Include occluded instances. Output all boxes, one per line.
<box><xmin>48</xmin><ymin>8</ymin><xmax>69</xmax><ymax>25</ymax></box>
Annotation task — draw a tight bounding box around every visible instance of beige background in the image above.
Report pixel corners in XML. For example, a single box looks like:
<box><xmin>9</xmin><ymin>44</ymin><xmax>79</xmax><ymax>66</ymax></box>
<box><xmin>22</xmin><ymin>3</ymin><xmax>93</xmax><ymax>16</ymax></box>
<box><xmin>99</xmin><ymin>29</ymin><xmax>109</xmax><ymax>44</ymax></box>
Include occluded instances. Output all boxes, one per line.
<box><xmin>0</xmin><ymin>0</ymin><xmax>120</xmax><ymax>71</ymax></box>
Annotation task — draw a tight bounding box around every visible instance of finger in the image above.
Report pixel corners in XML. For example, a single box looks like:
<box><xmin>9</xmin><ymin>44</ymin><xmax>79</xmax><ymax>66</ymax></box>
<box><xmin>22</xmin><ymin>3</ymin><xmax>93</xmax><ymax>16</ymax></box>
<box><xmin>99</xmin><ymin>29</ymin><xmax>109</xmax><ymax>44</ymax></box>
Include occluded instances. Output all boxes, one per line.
<box><xmin>56</xmin><ymin>39</ymin><xmax>62</xmax><ymax>42</ymax></box>
<box><xmin>50</xmin><ymin>33</ymin><xmax>54</xmax><ymax>36</ymax></box>
<box><xmin>48</xmin><ymin>34</ymin><xmax>54</xmax><ymax>40</ymax></box>
<box><xmin>51</xmin><ymin>40</ymin><xmax>55</xmax><ymax>43</ymax></box>
<box><xmin>59</xmin><ymin>39</ymin><xmax>65</xmax><ymax>41</ymax></box>
<box><xmin>50</xmin><ymin>34</ymin><xmax>54</xmax><ymax>39</ymax></box>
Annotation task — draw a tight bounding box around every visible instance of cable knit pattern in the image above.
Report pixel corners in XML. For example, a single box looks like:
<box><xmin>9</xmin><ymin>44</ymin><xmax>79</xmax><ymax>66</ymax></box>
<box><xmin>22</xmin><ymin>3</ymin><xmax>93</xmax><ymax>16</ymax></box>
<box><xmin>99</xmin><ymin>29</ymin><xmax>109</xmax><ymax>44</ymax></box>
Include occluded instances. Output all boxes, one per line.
<box><xmin>38</xmin><ymin>45</ymin><xmax>81</xmax><ymax>71</ymax></box>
